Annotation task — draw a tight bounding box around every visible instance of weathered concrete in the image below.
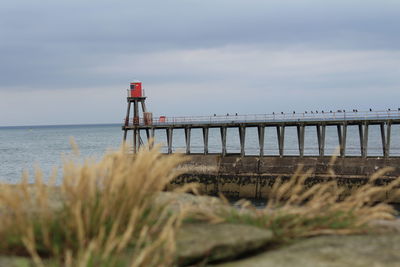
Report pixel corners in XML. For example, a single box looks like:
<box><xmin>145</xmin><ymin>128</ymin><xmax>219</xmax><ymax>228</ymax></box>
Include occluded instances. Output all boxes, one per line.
<box><xmin>170</xmin><ymin>155</ymin><xmax>400</xmax><ymax>201</ymax></box>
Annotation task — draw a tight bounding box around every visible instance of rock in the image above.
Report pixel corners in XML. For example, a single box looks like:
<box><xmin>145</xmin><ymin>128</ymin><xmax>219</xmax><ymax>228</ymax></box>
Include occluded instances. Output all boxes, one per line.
<box><xmin>214</xmin><ymin>234</ymin><xmax>400</xmax><ymax>267</ymax></box>
<box><xmin>0</xmin><ymin>256</ymin><xmax>33</xmax><ymax>267</ymax></box>
<box><xmin>176</xmin><ymin>223</ymin><xmax>273</xmax><ymax>266</ymax></box>
<box><xmin>368</xmin><ymin>219</ymin><xmax>400</xmax><ymax>233</ymax></box>
<box><xmin>154</xmin><ymin>192</ymin><xmax>230</xmax><ymax>213</ymax></box>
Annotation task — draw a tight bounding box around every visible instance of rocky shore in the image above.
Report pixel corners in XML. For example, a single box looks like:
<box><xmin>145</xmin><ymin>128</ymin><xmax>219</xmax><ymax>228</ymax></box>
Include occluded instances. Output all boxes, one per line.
<box><xmin>169</xmin><ymin>193</ymin><xmax>400</xmax><ymax>267</ymax></box>
<box><xmin>1</xmin><ymin>191</ymin><xmax>400</xmax><ymax>266</ymax></box>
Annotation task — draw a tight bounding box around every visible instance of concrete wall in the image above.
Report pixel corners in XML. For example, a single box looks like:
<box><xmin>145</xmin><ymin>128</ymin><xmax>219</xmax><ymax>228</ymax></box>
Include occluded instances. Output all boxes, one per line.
<box><xmin>168</xmin><ymin>155</ymin><xmax>400</xmax><ymax>202</ymax></box>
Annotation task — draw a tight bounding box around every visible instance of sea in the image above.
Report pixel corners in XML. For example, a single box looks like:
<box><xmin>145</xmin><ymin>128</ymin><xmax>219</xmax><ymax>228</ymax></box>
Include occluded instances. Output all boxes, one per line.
<box><xmin>1</xmin><ymin>124</ymin><xmax>400</xmax><ymax>183</ymax></box>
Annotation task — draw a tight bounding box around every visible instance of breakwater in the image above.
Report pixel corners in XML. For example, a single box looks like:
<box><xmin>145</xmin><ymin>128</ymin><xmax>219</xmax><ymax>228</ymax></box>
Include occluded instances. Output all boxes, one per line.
<box><xmin>168</xmin><ymin>155</ymin><xmax>400</xmax><ymax>202</ymax></box>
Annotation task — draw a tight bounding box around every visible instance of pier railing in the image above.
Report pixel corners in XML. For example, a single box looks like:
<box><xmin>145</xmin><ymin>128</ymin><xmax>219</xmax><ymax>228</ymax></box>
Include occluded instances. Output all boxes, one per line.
<box><xmin>125</xmin><ymin>109</ymin><xmax>400</xmax><ymax>126</ymax></box>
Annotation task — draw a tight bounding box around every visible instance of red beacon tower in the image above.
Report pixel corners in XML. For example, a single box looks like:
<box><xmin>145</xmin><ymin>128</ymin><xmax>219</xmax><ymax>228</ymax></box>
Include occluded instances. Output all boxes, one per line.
<box><xmin>123</xmin><ymin>80</ymin><xmax>151</xmax><ymax>153</ymax></box>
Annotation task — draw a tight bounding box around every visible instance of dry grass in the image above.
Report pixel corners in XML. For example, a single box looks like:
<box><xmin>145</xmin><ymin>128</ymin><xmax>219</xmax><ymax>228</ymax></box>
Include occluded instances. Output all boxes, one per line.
<box><xmin>0</xmin><ymin>142</ymin><xmax>187</xmax><ymax>266</ymax></box>
<box><xmin>192</xmin><ymin>155</ymin><xmax>400</xmax><ymax>241</ymax></box>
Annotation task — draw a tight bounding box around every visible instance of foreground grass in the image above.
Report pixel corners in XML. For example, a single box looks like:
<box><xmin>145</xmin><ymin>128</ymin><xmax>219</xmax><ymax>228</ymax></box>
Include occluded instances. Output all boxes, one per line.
<box><xmin>0</xmin><ymin>145</ymin><xmax>399</xmax><ymax>266</ymax></box>
<box><xmin>0</xmin><ymin>143</ymin><xmax>186</xmax><ymax>266</ymax></box>
<box><xmin>191</xmin><ymin>160</ymin><xmax>400</xmax><ymax>243</ymax></box>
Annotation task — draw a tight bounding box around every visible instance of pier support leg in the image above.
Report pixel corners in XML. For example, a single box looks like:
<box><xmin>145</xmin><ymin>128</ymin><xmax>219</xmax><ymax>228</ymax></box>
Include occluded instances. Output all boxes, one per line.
<box><xmin>258</xmin><ymin>126</ymin><xmax>265</xmax><ymax>157</ymax></box>
<box><xmin>185</xmin><ymin>127</ymin><xmax>191</xmax><ymax>154</ymax></box>
<box><xmin>342</xmin><ymin>124</ymin><xmax>347</xmax><ymax>157</ymax></box>
<box><xmin>277</xmin><ymin>125</ymin><xmax>285</xmax><ymax>157</ymax></box>
<box><xmin>239</xmin><ymin>126</ymin><xmax>246</xmax><ymax>157</ymax></box>
<box><xmin>337</xmin><ymin>124</ymin><xmax>347</xmax><ymax>157</ymax></box>
<box><xmin>380</xmin><ymin>122</ymin><xmax>391</xmax><ymax>158</ymax></box>
<box><xmin>149</xmin><ymin>128</ymin><xmax>155</xmax><ymax>148</ymax></box>
<box><xmin>138</xmin><ymin>130</ymin><xmax>142</xmax><ymax>148</ymax></box>
<box><xmin>123</xmin><ymin>129</ymin><xmax>128</xmax><ymax>142</ymax></box>
<box><xmin>359</xmin><ymin>124</ymin><xmax>364</xmax><ymax>157</ymax></box>
<box><xmin>297</xmin><ymin>125</ymin><xmax>305</xmax><ymax>157</ymax></box>
<box><xmin>133</xmin><ymin>100</ymin><xmax>139</xmax><ymax>125</ymax></box>
<box><xmin>380</xmin><ymin>123</ymin><xmax>386</xmax><ymax>157</ymax></box>
<box><xmin>140</xmin><ymin>99</ymin><xmax>147</xmax><ymax>113</ymax></box>
<box><xmin>386</xmin><ymin>122</ymin><xmax>391</xmax><ymax>158</ymax></box>
<box><xmin>316</xmin><ymin>125</ymin><xmax>326</xmax><ymax>157</ymax></box>
<box><xmin>133</xmin><ymin>129</ymin><xmax>138</xmax><ymax>153</ymax></box>
<box><xmin>203</xmin><ymin>127</ymin><xmax>209</xmax><ymax>155</ymax></box>
<box><xmin>220</xmin><ymin>127</ymin><xmax>227</xmax><ymax>156</ymax></box>
<box><xmin>166</xmin><ymin>128</ymin><xmax>173</xmax><ymax>154</ymax></box>
<box><xmin>123</xmin><ymin>102</ymin><xmax>131</xmax><ymax>141</ymax></box>
<box><xmin>140</xmin><ymin>100</ymin><xmax>150</xmax><ymax>140</ymax></box>
<box><xmin>359</xmin><ymin>123</ymin><xmax>369</xmax><ymax>158</ymax></box>
<box><xmin>132</xmin><ymin>100</ymin><xmax>140</xmax><ymax>153</ymax></box>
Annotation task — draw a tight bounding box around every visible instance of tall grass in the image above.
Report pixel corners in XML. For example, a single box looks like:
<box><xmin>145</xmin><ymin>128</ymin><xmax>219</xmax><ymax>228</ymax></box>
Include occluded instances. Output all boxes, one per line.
<box><xmin>193</xmin><ymin>156</ymin><xmax>400</xmax><ymax>241</ymax></box>
<box><xmin>0</xmin><ymin>142</ymin><xmax>186</xmax><ymax>266</ymax></box>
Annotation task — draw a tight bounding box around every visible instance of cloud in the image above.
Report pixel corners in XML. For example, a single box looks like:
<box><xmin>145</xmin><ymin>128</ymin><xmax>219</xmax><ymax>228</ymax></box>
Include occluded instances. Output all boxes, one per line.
<box><xmin>0</xmin><ymin>0</ymin><xmax>400</xmax><ymax>125</ymax></box>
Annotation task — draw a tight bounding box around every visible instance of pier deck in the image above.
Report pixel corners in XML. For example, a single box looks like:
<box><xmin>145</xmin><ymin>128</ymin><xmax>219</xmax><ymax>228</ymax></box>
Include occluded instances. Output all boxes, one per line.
<box><xmin>122</xmin><ymin>110</ymin><xmax>400</xmax><ymax>158</ymax></box>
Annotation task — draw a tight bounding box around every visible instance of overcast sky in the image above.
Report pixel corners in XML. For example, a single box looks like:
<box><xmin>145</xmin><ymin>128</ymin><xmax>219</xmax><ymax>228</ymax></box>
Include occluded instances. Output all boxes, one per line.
<box><xmin>0</xmin><ymin>0</ymin><xmax>399</xmax><ymax>126</ymax></box>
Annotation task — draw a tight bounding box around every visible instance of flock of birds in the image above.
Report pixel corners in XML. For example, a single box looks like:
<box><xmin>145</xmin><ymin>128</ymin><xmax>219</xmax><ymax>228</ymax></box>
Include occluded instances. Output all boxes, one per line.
<box><xmin>270</xmin><ymin>108</ymin><xmax>400</xmax><ymax>115</ymax></box>
<box><xmin>216</xmin><ymin>108</ymin><xmax>400</xmax><ymax>117</ymax></box>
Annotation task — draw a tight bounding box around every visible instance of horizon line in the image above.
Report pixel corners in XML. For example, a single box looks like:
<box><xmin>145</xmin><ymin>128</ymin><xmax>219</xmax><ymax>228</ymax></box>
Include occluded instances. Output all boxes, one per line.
<box><xmin>0</xmin><ymin>122</ymin><xmax>122</xmax><ymax>129</ymax></box>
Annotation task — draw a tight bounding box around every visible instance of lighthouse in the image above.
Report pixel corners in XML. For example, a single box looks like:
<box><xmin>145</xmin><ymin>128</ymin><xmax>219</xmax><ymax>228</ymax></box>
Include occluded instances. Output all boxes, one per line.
<box><xmin>122</xmin><ymin>80</ymin><xmax>151</xmax><ymax>153</ymax></box>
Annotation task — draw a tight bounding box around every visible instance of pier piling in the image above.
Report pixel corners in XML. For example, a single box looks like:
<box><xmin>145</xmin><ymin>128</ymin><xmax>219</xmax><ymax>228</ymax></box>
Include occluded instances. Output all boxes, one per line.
<box><xmin>203</xmin><ymin>127</ymin><xmax>209</xmax><ymax>155</ymax></box>
<box><xmin>239</xmin><ymin>126</ymin><xmax>246</xmax><ymax>157</ymax></box>
<box><xmin>166</xmin><ymin>128</ymin><xmax>173</xmax><ymax>154</ymax></box>
<box><xmin>220</xmin><ymin>127</ymin><xmax>227</xmax><ymax>156</ymax></box>
<box><xmin>277</xmin><ymin>125</ymin><xmax>285</xmax><ymax>157</ymax></box>
<box><xmin>385</xmin><ymin>122</ymin><xmax>392</xmax><ymax>158</ymax></box>
<box><xmin>258</xmin><ymin>126</ymin><xmax>265</xmax><ymax>157</ymax></box>
<box><xmin>316</xmin><ymin>124</ymin><xmax>326</xmax><ymax>157</ymax></box>
<box><xmin>297</xmin><ymin>125</ymin><xmax>305</xmax><ymax>157</ymax></box>
<box><xmin>185</xmin><ymin>127</ymin><xmax>191</xmax><ymax>154</ymax></box>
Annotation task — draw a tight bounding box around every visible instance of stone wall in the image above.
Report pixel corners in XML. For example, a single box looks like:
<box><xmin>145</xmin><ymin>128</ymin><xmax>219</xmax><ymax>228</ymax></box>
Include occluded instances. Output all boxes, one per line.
<box><xmin>168</xmin><ymin>155</ymin><xmax>400</xmax><ymax>201</ymax></box>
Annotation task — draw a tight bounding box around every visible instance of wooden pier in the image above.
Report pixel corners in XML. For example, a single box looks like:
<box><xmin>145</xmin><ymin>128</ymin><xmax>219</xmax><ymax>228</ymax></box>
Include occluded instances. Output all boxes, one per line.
<box><xmin>123</xmin><ymin>108</ymin><xmax>400</xmax><ymax>158</ymax></box>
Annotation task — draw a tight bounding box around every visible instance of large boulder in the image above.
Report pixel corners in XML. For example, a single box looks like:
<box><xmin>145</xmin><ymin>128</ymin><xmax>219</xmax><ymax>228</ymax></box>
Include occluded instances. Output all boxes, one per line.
<box><xmin>215</xmin><ymin>234</ymin><xmax>400</xmax><ymax>267</ymax></box>
<box><xmin>176</xmin><ymin>223</ymin><xmax>273</xmax><ymax>266</ymax></box>
<box><xmin>0</xmin><ymin>256</ymin><xmax>33</xmax><ymax>267</ymax></box>
<box><xmin>154</xmin><ymin>192</ymin><xmax>232</xmax><ymax>214</ymax></box>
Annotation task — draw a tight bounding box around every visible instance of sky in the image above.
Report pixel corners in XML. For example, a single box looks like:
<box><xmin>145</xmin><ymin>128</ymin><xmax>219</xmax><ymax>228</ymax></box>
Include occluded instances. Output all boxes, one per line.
<box><xmin>0</xmin><ymin>0</ymin><xmax>399</xmax><ymax>126</ymax></box>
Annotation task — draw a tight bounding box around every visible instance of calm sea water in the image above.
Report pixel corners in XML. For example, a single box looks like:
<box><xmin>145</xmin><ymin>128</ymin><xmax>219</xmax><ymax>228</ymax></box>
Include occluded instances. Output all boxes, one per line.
<box><xmin>1</xmin><ymin>124</ymin><xmax>399</xmax><ymax>183</ymax></box>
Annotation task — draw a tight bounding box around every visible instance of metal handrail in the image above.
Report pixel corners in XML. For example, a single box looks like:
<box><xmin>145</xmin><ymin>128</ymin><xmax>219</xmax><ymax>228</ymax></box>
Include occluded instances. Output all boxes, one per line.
<box><xmin>124</xmin><ymin>109</ymin><xmax>400</xmax><ymax>126</ymax></box>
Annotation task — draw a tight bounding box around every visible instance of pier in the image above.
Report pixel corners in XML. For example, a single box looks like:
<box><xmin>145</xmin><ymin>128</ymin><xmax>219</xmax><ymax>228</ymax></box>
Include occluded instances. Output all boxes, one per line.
<box><xmin>123</xmin><ymin>109</ymin><xmax>400</xmax><ymax>158</ymax></box>
<box><xmin>121</xmin><ymin>81</ymin><xmax>400</xmax><ymax>158</ymax></box>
